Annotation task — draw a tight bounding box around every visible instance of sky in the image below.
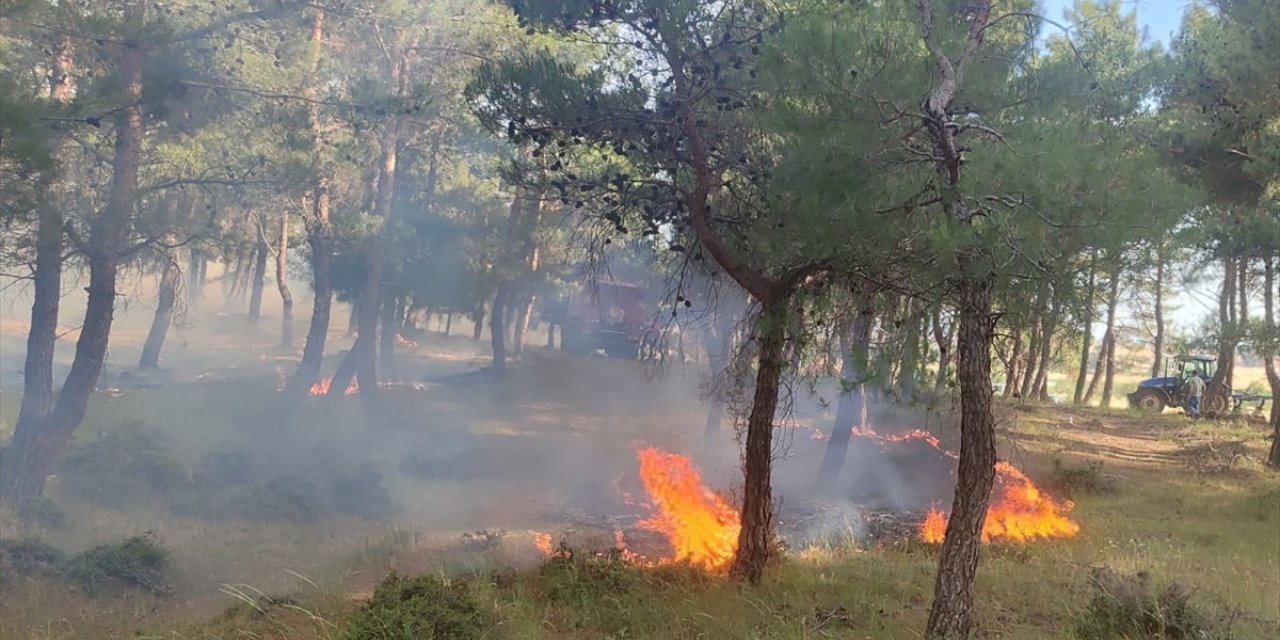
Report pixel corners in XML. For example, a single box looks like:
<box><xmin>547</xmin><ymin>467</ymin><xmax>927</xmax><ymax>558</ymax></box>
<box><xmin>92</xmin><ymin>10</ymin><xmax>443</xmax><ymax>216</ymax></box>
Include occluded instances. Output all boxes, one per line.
<box><xmin>1040</xmin><ymin>0</ymin><xmax>1192</xmax><ymax>47</ymax></box>
<box><xmin>1037</xmin><ymin>0</ymin><xmax>1227</xmax><ymax>336</ymax></box>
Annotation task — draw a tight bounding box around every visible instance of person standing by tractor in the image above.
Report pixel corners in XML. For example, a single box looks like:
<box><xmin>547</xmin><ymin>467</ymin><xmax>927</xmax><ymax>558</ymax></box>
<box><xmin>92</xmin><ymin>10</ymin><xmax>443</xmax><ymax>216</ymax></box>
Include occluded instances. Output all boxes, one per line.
<box><xmin>1185</xmin><ymin>373</ymin><xmax>1206</xmax><ymax>419</ymax></box>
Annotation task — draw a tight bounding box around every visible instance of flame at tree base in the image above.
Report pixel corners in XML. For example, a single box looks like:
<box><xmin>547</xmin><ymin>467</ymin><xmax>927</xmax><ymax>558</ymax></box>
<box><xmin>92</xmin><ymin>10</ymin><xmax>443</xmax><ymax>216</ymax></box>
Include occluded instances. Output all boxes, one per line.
<box><xmin>309</xmin><ymin>376</ymin><xmax>358</xmax><ymax>396</ymax></box>
<box><xmin>527</xmin><ymin>448</ymin><xmax>740</xmax><ymax>572</ymax></box>
<box><xmin>921</xmin><ymin>461</ymin><xmax>1079</xmax><ymax>544</ymax></box>
<box><xmin>636</xmin><ymin>447</ymin><xmax>741</xmax><ymax>572</ymax></box>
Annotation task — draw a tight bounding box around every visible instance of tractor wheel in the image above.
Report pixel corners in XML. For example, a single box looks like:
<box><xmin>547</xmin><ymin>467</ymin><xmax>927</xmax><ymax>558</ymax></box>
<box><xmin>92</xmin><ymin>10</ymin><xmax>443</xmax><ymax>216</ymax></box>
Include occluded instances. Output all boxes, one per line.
<box><xmin>1132</xmin><ymin>389</ymin><xmax>1167</xmax><ymax>413</ymax></box>
<box><xmin>1205</xmin><ymin>393</ymin><xmax>1229</xmax><ymax>416</ymax></box>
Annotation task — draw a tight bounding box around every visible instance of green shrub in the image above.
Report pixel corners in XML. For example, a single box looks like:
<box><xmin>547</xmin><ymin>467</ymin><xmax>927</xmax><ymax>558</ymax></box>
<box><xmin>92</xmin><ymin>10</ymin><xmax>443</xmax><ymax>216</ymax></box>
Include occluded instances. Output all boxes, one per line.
<box><xmin>537</xmin><ymin>544</ymin><xmax>643</xmax><ymax>607</ymax></box>
<box><xmin>1051</xmin><ymin>457</ymin><xmax>1116</xmax><ymax>498</ymax></box>
<box><xmin>0</xmin><ymin>536</ymin><xmax>64</xmax><ymax>583</ymax></box>
<box><xmin>56</xmin><ymin>423</ymin><xmax>190</xmax><ymax>507</ymax></box>
<box><xmin>342</xmin><ymin>572</ymin><xmax>492</xmax><ymax>640</ymax></box>
<box><xmin>1075</xmin><ymin>567</ymin><xmax>1234</xmax><ymax>639</ymax></box>
<box><xmin>60</xmin><ymin>532</ymin><xmax>172</xmax><ymax>597</ymax></box>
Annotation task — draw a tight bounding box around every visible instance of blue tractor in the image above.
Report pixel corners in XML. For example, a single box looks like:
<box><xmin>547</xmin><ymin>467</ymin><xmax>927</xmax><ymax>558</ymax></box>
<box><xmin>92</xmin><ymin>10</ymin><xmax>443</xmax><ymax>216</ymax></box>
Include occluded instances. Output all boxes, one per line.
<box><xmin>1127</xmin><ymin>354</ymin><xmax>1228</xmax><ymax>414</ymax></box>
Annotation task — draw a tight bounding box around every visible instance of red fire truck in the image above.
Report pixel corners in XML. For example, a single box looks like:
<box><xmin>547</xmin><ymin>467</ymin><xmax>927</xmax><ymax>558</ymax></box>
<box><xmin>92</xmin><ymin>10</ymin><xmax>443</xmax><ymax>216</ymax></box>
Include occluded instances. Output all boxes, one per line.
<box><xmin>561</xmin><ymin>279</ymin><xmax>653</xmax><ymax>359</ymax></box>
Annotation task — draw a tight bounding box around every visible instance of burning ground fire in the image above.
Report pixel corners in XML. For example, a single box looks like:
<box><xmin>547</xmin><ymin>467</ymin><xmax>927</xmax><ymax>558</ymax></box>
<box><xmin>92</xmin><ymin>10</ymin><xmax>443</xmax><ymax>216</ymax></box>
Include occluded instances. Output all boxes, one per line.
<box><xmin>920</xmin><ymin>461</ymin><xmax>1080</xmax><ymax>544</ymax></box>
<box><xmin>530</xmin><ymin>447</ymin><xmax>741</xmax><ymax>572</ymax></box>
<box><xmin>309</xmin><ymin>376</ymin><xmax>359</xmax><ymax>396</ymax></box>
<box><xmin>846</xmin><ymin>427</ymin><xmax>1078</xmax><ymax>544</ymax></box>
<box><xmin>529</xmin><ymin>428</ymin><xmax>1078</xmax><ymax>569</ymax></box>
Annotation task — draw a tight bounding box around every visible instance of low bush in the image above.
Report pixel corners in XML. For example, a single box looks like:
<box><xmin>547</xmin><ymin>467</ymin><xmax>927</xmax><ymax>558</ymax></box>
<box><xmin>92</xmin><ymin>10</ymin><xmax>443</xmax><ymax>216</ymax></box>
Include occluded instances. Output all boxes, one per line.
<box><xmin>0</xmin><ymin>536</ymin><xmax>64</xmax><ymax>583</ymax></box>
<box><xmin>1075</xmin><ymin>567</ymin><xmax>1235</xmax><ymax>640</ymax></box>
<box><xmin>60</xmin><ymin>532</ymin><xmax>173</xmax><ymax>597</ymax></box>
<box><xmin>1051</xmin><ymin>457</ymin><xmax>1116</xmax><ymax>498</ymax></box>
<box><xmin>342</xmin><ymin>572</ymin><xmax>492</xmax><ymax>640</ymax></box>
<box><xmin>328</xmin><ymin>462</ymin><xmax>397</xmax><ymax>520</ymax></box>
<box><xmin>56</xmin><ymin>423</ymin><xmax>190</xmax><ymax>507</ymax></box>
<box><xmin>537</xmin><ymin>544</ymin><xmax>643</xmax><ymax>607</ymax></box>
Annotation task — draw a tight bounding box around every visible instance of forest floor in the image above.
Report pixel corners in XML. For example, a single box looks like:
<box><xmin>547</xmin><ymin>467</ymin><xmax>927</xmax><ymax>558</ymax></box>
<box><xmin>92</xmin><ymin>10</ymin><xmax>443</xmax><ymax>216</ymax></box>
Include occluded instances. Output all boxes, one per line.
<box><xmin>0</xmin><ymin>326</ymin><xmax>1277</xmax><ymax>639</ymax></box>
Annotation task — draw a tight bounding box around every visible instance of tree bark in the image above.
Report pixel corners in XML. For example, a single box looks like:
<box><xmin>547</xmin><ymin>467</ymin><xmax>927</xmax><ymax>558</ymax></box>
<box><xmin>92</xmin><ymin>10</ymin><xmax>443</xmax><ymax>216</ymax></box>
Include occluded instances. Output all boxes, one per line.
<box><xmin>276</xmin><ymin>209</ymin><xmax>293</xmax><ymax>349</ymax></box>
<box><xmin>1151</xmin><ymin>246</ymin><xmax>1165</xmax><ymax>378</ymax></box>
<box><xmin>282</xmin><ymin>185</ymin><xmax>333</xmax><ymax>400</ymax></box>
<box><xmin>1087</xmin><ymin>264</ymin><xmax>1121</xmax><ymax>406</ymax></box>
<box><xmin>729</xmin><ymin>298</ymin><xmax>789</xmax><ymax>584</ymax></box>
<box><xmin>1261</xmin><ymin>255</ymin><xmax>1278</xmax><ymax>467</ymax></box>
<box><xmin>933</xmin><ymin>307</ymin><xmax>954</xmax><ymax>391</ymax></box>
<box><xmin>11</xmin><ymin>19</ymin><xmax>75</xmax><ymax>454</ymax></box>
<box><xmin>490</xmin><ymin>287</ymin><xmax>510</xmax><ymax>373</ymax></box>
<box><xmin>513</xmin><ymin>293</ymin><xmax>534</xmax><ymax>355</ymax></box>
<box><xmin>380</xmin><ymin>297</ymin><xmax>398</xmax><ymax>379</ymax></box>
<box><xmin>472</xmin><ymin>302</ymin><xmax>485</xmax><ymax>341</ymax></box>
<box><xmin>188</xmin><ymin>248</ymin><xmax>205</xmax><ymax>312</ymax></box>
<box><xmin>1033</xmin><ymin>290</ymin><xmax>1060</xmax><ymax>402</ymax></box>
<box><xmin>12</xmin><ymin>204</ymin><xmax>63</xmax><ymax>459</ymax></box>
<box><xmin>279</xmin><ymin>9</ymin><xmax>330</xmax><ymax>403</ymax></box>
<box><xmin>248</xmin><ymin>232</ymin><xmax>269</xmax><ymax>323</ymax></box>
<box><xmin>816</xmin><ymin>291</ymin><xmax>875</xmax><ymax>487</ymax></box>
<box><xmin>1206</xmin><ymin>256</ymin><xmax>1237</xmax><ymax>416</ymax></box>
<box><xmin>1073</xmin><ymin>251</ymin><xmax>1098</xmax><ymax>404</ymax></box>
<box><xmin>1019</xmin><ymin>316</ymin><xmax>1041</xmax><ymax>400</ymax></box>
<box><xmin>3</xmin><ymin>40</ymin><xmax>143</xmax><ymax>501</ymax></box>
<box><xmin>139</xmin><ymin>257</ymin><xmax>179</xmax><ymax>370</ymax></box>
<box><xmin>1002</xmin><ymin>330</ymin><xmax>1022</xmax><ymax>399</ymax></box>
<box><xmin>225</xmin><ymin>246</ymin><xmax>245</xmax><ymax>305</ymax></box>
<box><xmin>926</xmin><ymin>265</ymin><xmax>997</xmax><ymax>639</ymax></box>
<box><xmin>917</xmin><ymin>2</ymin><xmax>998</xmax><ymax>633</ymax></box>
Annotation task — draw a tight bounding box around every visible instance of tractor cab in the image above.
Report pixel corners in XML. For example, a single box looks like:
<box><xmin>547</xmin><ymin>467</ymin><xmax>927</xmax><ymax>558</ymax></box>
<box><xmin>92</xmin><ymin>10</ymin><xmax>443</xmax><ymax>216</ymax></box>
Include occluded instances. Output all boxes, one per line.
<box><xmin>1171</xmin><ymin>355</ymin><xmax>1215</xmax><ymax>391</ymax></box>
<box><xmin>1128</xmin><ymin>354</ymin><xmax>1218</xmax><ymax>413</ymax></box>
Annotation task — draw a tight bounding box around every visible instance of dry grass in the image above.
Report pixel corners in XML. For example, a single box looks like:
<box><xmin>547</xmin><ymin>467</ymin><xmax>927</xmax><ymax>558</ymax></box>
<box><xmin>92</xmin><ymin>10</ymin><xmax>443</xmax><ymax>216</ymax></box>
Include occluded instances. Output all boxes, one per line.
<box><xmin>0</xmin><ymin>346</ymin><xmax>1276</xmax><ymax>639</ymax></box>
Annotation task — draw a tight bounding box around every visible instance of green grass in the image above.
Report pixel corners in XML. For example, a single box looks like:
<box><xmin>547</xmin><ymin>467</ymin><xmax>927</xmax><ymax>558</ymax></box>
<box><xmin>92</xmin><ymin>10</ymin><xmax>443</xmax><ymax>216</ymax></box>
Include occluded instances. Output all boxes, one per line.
<box><xmin>1</xmin><ymin>374</ymin><xmax>1276</xmax><ymax>640</ymax></box>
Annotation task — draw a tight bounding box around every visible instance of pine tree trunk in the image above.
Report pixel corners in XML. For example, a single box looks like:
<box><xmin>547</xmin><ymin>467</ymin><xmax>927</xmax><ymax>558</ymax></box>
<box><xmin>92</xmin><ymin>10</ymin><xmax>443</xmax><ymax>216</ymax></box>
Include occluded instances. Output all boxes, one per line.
<box><xmin>513</xmin><ymin>293</ymin><xmax>534</xmax><ymax>355</ymax></box>
<box><xmin>1087</xmin><ymin>265</ymin><xmax>1121</xmax><ymax>406</ymax></box>
<box><xmin>225</xmin><ymin>247</ymin><xmax>245</xmax><ymax>305</ymax></box>
<box><xmin>139</xmin><ymin>258</ymin><xmax>179</xmax><ymax>370</ymax></box>
<box><xmin>188</xmin><ymin>248</ymin><xmax>204</xmax><ymax>312</ymax></box>
<box><xmin>1101</xmin><ymin>269</ymin><xmax>1123</xmax><ymax>407</ymax></box>
<box><xmin>280</xmin><ymin>8</ymin><xmax>329</xmax><ymax>402</ymax></box>
<box><xmin>933</xmin><ymin>307</ymin><xmax>953</xmax><ymax>391</ymax></box>
<box><xmin>1152</xmin><ymin>249</ymin><xmax>1165</xmax><ymax>378</ymax></box>
<box><xmin>11</xmin><ymin>24</ymin><xmax>75</xmax><ymax>454</ymax></box>
<box><xmin>12</xmin><ymin>204</ymin><xmax>63</xmax><ymax>461</ymax></box>
<box><xmin>1083</xmin><ymin>329</ymin><xmax>1110</xmax><ymax>406</ymax></box>
<box><xmin>729</xmin><ymin>298</ymin><xmax>789</xmax><ymax>584</ymax></box>
<box><xmin>1261</xmin><ymin>255</ymin><xmax>1278</xmax><ymax>467</ymax></box>
<box><xmin>1074</xmin><ymin>252</ymin><xmax>1098</xmax><ymax>404</ymax></box>
<box><xmin>276</xmin><ymin>209</ymin><xmax>293</xmax><ymax>349</ymax></box>
<box><xmin>1002</xmin><ymin>331</ymin><xmax>1022</xmax><ymax>399</ymax></box>
<box><xmin>1019</xmin><ymin>317</ymin><xmax>1041</xmax><ymax>400</ymax></box>
<box><xmin>491</xmin><ymin>287</ymin><xmax>510</xmax><ymax>374</ymax></box>
<box><xmin>380</xmin><ymin>297</ymin><xmax>398</xmax><ymax>379</ymax></box>
<box><xmin>472</xmin><ymin>302</ymin><xmax>485</xmax><ymax>341</ymax></box>
<box><xmin>926</xmin><ymin>265</ymin><xmax>997</xmax><ymax>639</ymax></box>
<box><xmin>248</xmin><ymin>236</ymin><xmax>268</xmax><ymax>323</ymax></box>
<box><xmin>817</xmin><ymin>293</ymin><xmax>874</xmax><ymax>486</ymax></box>
<box><xmin>1033</xmin><ymin>292</ymin><xmax>1060</xmax><ymax>402</ymax></box>
<box><xmin>3</xmin><ymin>42</ymin><xmax>142</xmax><ymax>501</ymax></box>
<box><xmin>282</xmin><ymin>187</ymin><xmax>332</xmax><ymax>399</ymax></box>
<box><xmin>1206</xmin><ymin>256</ymin><xmax>1237</xmax><ymax>416</ymax></box>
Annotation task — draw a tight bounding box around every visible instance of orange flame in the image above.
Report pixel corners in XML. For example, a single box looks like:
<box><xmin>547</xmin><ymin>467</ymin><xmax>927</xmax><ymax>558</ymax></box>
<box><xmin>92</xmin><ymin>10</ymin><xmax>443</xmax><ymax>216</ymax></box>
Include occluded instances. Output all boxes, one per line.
<box><xmin>921</xmin><ymin>461</ymin><xmax>1079</xmax><ymax>544</ymax></box>
<box><xmin>309</xmin><ymin>376</ymin><xmax>358</xmax><ymax>396</ymax></box>
<box><xmin>852</xmin><ymin>426</ymin><xmax>955</xmax><ymax>458</ymax></box>
<box><xmin>528</xmin><ymin>530</ymin><xmax>554</xmax><ymax>556</ymax></box>
<box><xmin>921</xmin><ymin>505</ymin><xmax>948</xmax><ymax>544</ymax></box>
<box><xmin>635</xmin><ymin>447</ymin><xmax>741</xmax><ymax>572</ymax></box>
